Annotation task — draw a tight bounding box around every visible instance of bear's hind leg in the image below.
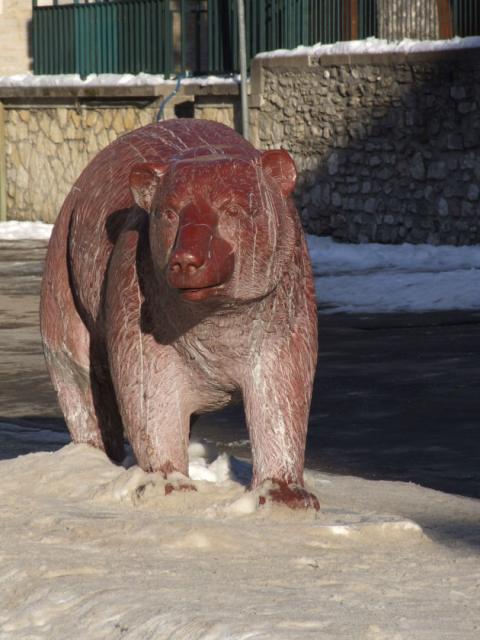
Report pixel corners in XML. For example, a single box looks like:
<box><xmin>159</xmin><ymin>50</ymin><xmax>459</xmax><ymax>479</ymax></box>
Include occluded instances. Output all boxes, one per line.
<box><xmin>41</xmin><ymin>252</ymin><xmax>124</xmax><ymax>463</ymax></box>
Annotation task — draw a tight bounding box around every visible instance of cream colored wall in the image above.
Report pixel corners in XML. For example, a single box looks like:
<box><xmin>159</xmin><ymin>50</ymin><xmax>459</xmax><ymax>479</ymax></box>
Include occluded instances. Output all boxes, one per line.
<box><xmin>4</xmin><ymin>105</ymin><xmax>158</xmax><ymax>222</ymax></box>
<box><xmin>2</xmin><ymin>96</ymin><xmax>239</xmax><ymax>222</ymax></box>
<box><xmin>0</xmin><ymin>0</ymin><xmax>32</xmax><ymax>75</ymax></box>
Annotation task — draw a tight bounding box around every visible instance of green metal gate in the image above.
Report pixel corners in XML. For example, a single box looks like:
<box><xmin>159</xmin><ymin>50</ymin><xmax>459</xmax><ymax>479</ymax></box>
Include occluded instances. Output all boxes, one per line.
<box><xmin>31</xmin><ymin>0</ymin><xmax>480</xmax><ymax>77</ymax></box>
<box><xmin>32</xmin><ymin>0</ymin><xmax>172</xmax><ymax>76</ymax></box>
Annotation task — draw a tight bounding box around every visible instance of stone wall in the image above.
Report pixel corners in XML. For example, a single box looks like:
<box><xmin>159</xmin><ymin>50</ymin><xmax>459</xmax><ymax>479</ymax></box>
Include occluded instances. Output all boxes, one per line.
<box><xmin>251</xmin><ymin>48</ymin><xmax>480</xmax><ymax>245</ymax></box>
<box><xmin>0</xmin><ymin>0</ymin><xmax>31</xmax><ymax>75</ymax></box>
<box><xmin>3</xmin><ymin>105</ymin><xmax>156</xmax><ymax>222</ymax></box>
<box><xmin>0</xmin><ymin>83</ymin><xmax>238</xmax><ymax>222</ymax></box>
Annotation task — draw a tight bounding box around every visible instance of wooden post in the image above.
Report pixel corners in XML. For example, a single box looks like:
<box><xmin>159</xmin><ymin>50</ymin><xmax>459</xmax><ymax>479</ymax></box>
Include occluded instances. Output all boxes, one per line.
<box><xmin>0</xmin><ymin>103</ymin><xmax>7</xmax><ymax>222</ymax></box>
<box><xmin>350</xmin><ymin>0</ymin><xmax>358</xmax><ymax>39</ymax></box>
<box><xmin>342</xmin><ymin>0</ymin><xmax>358</xmax><ymax>40</ymax></box>
<box><xmin>437</xmin><ymin>0</ymin><xmax>454</xmax><ymax>39</ymax></box>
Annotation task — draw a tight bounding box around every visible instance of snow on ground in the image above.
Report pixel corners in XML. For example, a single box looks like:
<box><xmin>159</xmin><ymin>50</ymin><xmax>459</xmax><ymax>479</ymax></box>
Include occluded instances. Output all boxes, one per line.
<box><xmin>0</xmin><ymin>221</ymin><xmax>53</xmax><ymax>241</ymax></box>
<box><xmin>307</xmin><ymin>235</ymin><xmax>480</xmax><ymax>313</ymax></box>
<box><xmin>2</xmin><ymin>222</ymin><xmax>477</xmax><ymax>314</ymax></box>
<box><xmin>0</xmin><ymin>441</ymin><xmax>479</xmax><ymax>640</ymax></box>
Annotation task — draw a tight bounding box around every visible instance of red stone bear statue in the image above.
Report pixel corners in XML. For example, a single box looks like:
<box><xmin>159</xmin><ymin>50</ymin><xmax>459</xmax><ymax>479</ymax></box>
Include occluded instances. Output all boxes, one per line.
<box><xmin>40</xmin><ymin>120</ymin><xmax>319</xmax><ymax>510</ymax></box>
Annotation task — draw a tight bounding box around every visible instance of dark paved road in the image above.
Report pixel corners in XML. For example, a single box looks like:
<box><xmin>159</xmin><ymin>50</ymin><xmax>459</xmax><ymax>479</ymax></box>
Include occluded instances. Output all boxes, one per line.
<box><xmin>1</xmin><ymin>239</ymin><xmax>479</xmax><ymax>499</ymax></box>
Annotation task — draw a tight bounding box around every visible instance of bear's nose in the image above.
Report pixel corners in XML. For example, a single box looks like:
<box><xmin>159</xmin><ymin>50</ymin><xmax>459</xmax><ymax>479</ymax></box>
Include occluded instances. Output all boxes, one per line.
<box><xmin>169</xmin><ymin>249</ymin><xmax>204</xmax><ymax>275</ymax></box>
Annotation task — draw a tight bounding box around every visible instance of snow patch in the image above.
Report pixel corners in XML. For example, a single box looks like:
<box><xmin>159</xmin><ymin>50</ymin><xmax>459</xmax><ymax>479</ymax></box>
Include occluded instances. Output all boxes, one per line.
<box><xmin>0</xmin><ymin>220</ymin><xmax>53</xmax><ymax>240</ymax></box>
<box><xmin>307</xmin><ymin>235</ymin><xmax>480</xmax><ymax>313</ymax></box>
<box><xmin>1</xmin><ymin>440</ymin><xmax>477</xmax><ymax>639</ymax></box>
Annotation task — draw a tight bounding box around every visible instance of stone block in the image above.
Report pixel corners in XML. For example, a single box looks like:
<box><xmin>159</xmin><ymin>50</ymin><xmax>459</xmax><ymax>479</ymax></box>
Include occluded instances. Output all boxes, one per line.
<box><xmin>29</xmin><ymin>117</ymin><xmax>39</xmax><ymax>133</ymax></box>
<box><xmin>450</xmin><ymin>86</ymin><xmax>467</xmax><ymax>100</ymax></box>
<box><xmin>458</xmin><ymin>102</ymin><xmax>477</xmax><ymax>114</ymax></box>
<box><xmin>50</xmin><ymin>120</ymin><xmax>63</xmax><ymax>144</ymax></box>
<box><xmin>462</xmin><ymin>201</ymin><xmax>475</xmax><ymax>217</ymax></box>
<box><xmin>85</xmin><ymin>111</ymin><xmax>98</xmax><ymax>128</ymax></box>
<box><xmin>463</xmin><ymin>128</ymin><xmax>480</xmax><ymax>148</ymax></box>
<box><xmin>361</xmin><ymin>181</ymin><xmax>371</xmax><ymax>194</ymax></box>
<box><xmin>364</xmin><ymin>198</ymin><xmax>376</xmax><ymax>214</ymax></box>
<box><xmin>112</xmin><ymin>111</ymin><xmax>124</xmax><ymax>134</ymax></box>
<box><xmin>427</xmin><ymin>161</ymin><xmax>447</xmax><ymax>180</ymax></box>
<box><xmin>410</xmin><ymin>153</ymin><xmax>426</xmax><ymax>180</ymax></box>
<box><xmin>327</xmin><ymin>153</ymin><xmax>339</xmax><ymax>176</ymax></box>
<box><xmin>69</xmin><ymin>110</ymin><xmax>82</xmax><ymax>128</ymax></box>
<box><xmin>446</xmin><ymin>133</ymin><xmax>463</xmax><ymax>150</ymax></box>
<box><xmin>438</xmin><ymin>198</ymin><xmax>449</xmax><ymax>217</ymax></box>
<box><xmin>58</xmin><ymin>109</ymin><xmax>68</xmax><ymax>128</ymax></box>
<box><xmin>18</xmin><ymin>110</ymin><xmax>30</xmax><ymax>123</ymax></box>
<box><xmin>467</xmin><ymin>185</ymin><xmax>480</xmax><ymax>201</ymax></box>
<box><xmin>331</xmin><ymin>191</ymin><xmax>342</xmax><ymax>207</ymax></box>
<box><xmin>310</xmin><ymin>184</ymin><xmax>322</xmax><ymax>206</ymax></box>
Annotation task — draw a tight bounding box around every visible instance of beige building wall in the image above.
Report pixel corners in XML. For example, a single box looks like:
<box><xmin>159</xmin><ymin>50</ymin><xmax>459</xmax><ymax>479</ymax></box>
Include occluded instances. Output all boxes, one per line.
<box><xmin>0</xmin><ymin>83</ymin><xmax>241</xmax><ymax>222</ymax></box>
<box><xmin>0</xmin><ymin>0</ymin><xmax>32</xmax><ymax>75</ymax></box>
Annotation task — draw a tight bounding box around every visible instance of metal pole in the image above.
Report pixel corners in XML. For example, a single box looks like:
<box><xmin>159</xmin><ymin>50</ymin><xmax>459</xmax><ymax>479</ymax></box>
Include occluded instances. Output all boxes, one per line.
<box><xmin>180</xmin><ymin>0</ymin><xmax>187</xmax><ymax>74</ymax></box>
<box><xmin>236</xmin><ymin>0</ymin><xmax>249</xmax><ymax>141</ymax></box>
<box><xmin>0</xmin><ymin>103</ymin><xmax>7</xmax><ymax>222</ymax></box>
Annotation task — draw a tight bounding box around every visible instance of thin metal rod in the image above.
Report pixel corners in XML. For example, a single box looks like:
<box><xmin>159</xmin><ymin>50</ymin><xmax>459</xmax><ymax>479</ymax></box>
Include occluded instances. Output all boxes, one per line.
<box><xmin>0</xmin><ymin>103</ymin><xmax>7</xmax><ymax>221</ymax></box>
<box><xmin>236</xmin><ymin>0</ymin><xmax>249</xmax><ymax>141</ymax></box>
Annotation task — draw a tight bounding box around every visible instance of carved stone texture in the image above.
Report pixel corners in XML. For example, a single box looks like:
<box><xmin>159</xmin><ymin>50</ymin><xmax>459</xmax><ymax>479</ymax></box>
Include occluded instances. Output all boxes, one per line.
<box><xmin>40</xmin><ymin>119</ymin><xmax>319</xmax><ymax>510</ymax></box>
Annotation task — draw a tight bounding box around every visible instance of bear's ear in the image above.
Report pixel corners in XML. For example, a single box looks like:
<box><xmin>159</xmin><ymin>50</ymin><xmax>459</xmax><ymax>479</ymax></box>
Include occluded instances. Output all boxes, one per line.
<box><xmin>129</xmin><ymin>163</ymin><xmax>169</xmax><ymax>212</ymax></box>
<box><xmin>260</xmin><ymin>149</ymin><xmax>297</xmax><ymax>198</ymax></box>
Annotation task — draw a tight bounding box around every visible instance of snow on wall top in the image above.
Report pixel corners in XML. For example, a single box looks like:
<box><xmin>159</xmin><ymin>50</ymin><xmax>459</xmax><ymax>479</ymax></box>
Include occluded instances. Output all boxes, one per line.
<box><xmin>0</xmin><ymin>72</ymin><xmax>240</xmax><ymax>89</ymax></box>
<box><xmin>255</xmin><ymin>35</ymin><xmax>480</xmax><ymax>59</ymax></box>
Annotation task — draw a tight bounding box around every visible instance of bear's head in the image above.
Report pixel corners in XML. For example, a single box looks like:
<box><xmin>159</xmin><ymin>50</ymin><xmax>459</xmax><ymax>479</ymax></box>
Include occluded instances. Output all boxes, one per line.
<box><xmin>129</xmin><ymin>144</ymin><xmax>298</xmax><ymax>304</ymax></box>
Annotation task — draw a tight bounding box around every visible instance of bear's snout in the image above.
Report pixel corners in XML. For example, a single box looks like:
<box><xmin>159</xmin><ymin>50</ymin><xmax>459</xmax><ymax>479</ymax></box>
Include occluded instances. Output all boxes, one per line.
<box><xmin>167</xmin><ymin>221</ymin><xmax>234</xmax><ymax>300</ymax></box>
<box><xmin>169</xmin><ymin>224</ymin><xmax>210</xmax><ymax>277</ymax></box>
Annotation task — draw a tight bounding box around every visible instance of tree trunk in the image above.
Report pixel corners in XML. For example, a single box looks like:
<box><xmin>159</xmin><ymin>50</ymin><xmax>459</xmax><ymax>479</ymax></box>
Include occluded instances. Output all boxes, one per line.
<box><xmin>376</xmin><ymin>0</ymin><xmax>442</xmax><ymax>40</ymax></box>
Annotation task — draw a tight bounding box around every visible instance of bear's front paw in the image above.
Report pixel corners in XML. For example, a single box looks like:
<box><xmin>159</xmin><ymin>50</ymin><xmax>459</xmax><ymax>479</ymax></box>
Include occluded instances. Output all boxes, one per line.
<box><xmin>258</xmin><ymin>480</ymin><xmax>320</xmax><ymax>511</ymax></box>
<box><xmin>164</xmin><ymin>472</ymin><xmax>197</xmax><ymax>496</ymax></box>
<box><xmin>164</xmin><ymin>482</ymin><xmax>197</xmax><ymax>496</ymax></box>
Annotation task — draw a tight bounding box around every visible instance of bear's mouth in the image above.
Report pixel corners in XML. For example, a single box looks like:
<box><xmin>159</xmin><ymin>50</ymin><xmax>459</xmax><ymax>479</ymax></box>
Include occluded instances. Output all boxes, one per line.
<box><xmin>176</xmin><ymin>283</ymin><xmax>223</xmax><ymax>301</ymax></box>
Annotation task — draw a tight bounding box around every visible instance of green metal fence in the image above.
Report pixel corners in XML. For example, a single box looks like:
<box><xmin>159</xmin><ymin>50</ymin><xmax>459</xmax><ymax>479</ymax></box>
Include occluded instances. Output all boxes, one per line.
<box><xmin>32</xmin><ymin>0</ymin><xmax>172</xmax><ymax>76</ymax></box>
<box><xmin>31</xmin><ymin>0</ymin><xmax>480</xmax><ymax>77</ymax></box>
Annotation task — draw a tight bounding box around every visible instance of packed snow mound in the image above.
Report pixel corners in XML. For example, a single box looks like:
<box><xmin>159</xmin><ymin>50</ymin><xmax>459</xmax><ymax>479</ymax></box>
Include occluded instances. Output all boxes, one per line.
<box><xmin>0</xmin><ymin>441</ymin><xmax>422</xmax><ymax>530</ymax></box>
<box><xmin>2</xmin><ymin>443</ymin><xmax>479</xmax><ymax>639</ymax></box>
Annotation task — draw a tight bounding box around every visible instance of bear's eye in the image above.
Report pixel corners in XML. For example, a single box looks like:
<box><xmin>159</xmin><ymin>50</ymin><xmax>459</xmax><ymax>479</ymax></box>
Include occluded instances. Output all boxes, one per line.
<box><xmin>223</xmin><ymin>204</ymin><xmax>244</xmax><ymax>218</ymax></box>
<box><xmin>157</xmin><ymin>208</ymin><xmax>177</xmax><ymax>222</ymax></box>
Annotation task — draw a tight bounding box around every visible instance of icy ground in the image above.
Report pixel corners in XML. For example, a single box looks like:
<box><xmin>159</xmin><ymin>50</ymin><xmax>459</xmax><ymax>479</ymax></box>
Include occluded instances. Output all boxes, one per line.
<box><xmin>1</xmin><ymin>221</ymin><xmax>478</xmax><ymax>314</ymax></box>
